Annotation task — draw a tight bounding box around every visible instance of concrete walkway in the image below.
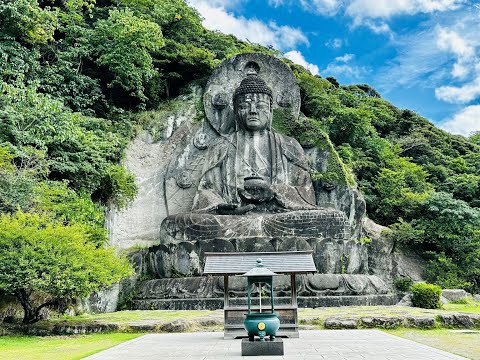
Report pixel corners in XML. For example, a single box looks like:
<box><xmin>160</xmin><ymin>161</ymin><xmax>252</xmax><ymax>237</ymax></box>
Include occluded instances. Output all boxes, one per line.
<box><xmin>84</xmin><ymin>330</ymin><xmax>468</xmax><ymax>360</ymax></box>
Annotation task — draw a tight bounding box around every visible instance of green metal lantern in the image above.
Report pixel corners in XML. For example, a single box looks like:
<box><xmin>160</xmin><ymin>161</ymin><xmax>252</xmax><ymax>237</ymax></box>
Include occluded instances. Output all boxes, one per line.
<box><xmin>241</xmin><ymin>259</ymin><xmax>280</xmax><ymax>342</ymax></box>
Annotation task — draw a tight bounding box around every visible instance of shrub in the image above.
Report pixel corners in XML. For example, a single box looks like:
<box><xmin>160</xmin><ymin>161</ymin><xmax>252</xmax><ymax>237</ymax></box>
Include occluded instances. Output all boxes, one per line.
<box><xmin>394</xmin><ymin>276</ymin><xmax>413</xmax><ymax>292</ymax></box>
<box><xmin>411</xmin><ymin>283</ymin><xmax>442</xmax><ymax>309</ymax></box>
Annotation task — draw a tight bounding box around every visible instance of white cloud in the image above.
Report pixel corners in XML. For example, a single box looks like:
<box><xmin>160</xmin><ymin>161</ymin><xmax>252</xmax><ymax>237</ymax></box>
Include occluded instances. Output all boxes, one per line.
<box><xmin>345</xmin><ymin>0</ymin><xmax>465</xmax><ymax>19</ymax></box>
<box><xmin>188</xmin><ymin>0</ymin><xmax>239</xmax><ymax>9</ymax></box>
<box><xmin>440</xmin><ymin>105</ymin><xmax>480</xmax><ymax>136</ymax></box>
<box><xmin>323</xmin><ymin>64</ymin><xmax>368</xmax><ymax>79</ymax></box>
<box><xmin>188</xmin><ymin>1</ymin><xmax>309</xmax><ymax>50</ymax></box>
<box><xmin>325</xmin><ymin>38</ymin><xmax>343</xmax><ymax>49</ymax></box>
<box><xmin>452</xmin><ymin>63</ymin><xmax>469</xmax><ymax>78</ymax></box>
<box><xmin>432</xmin><ymin>23</ymin><xmax>480</xmax><ymax>104</ymax></box>
<box><xmin>375</xmin><ymin>9</ymin><xmax>480</xmax><ymax>100</ymax></box>
<box><xmin>268</xmin><ymin>0</ymin><xmax>285</xmax><ymax>6</ymax></box>
<box><xmin>361</xmin><ymin>19</ymin><xmax>393</xmax><ymax>36</ymax></box>
<box><xmin>436</xmin><ymin>27</ymin><xmax>475</xmax><ymax>59</ymax></box>
<box><xmin>300</xmin><ymin>0</ymin><xmax>343</xmax><ymax>15</ymax></box>
<box><xmin>335</xmin><ymin>53</ymin><xmax>354</xmax><ymax>62</ymax></box>
<box><xmin>265</xmin><ymin>1</ymin><xmax>467</xmax><ymax>36</ymax></box>
<box><xmin>323</xmin><ymin>53</ymin><xmax>368</xmax><ymax>79</ymax></box>
<box><xmin>435</xmin><ymin>76</ymin><xmax>480</xmax><ymax>103</ymax></box>
<box><xmin>284</xmin><ymin>51</ymin><xmax>320</xmax><ymax>75</ymax></box>
<box><xmin>436</xmin><ymin>26</ymin><xmax>476</xmax><ymax>80</ymax></box>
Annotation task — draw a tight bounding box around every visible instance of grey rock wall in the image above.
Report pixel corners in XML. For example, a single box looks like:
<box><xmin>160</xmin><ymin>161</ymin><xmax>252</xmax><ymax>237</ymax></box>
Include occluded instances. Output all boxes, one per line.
<box><xmin>106</xmin><ymin>89</ymin><xmax>201</xmax><ymax>250</ymax></box>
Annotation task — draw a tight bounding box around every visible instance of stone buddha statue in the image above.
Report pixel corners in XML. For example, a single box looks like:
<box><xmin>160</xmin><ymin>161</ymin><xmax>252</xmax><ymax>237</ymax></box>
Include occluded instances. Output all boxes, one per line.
<box><xmin>160</xmin><ymin>68</ymin><xmax>350</xmax><ymax>243</ymax></box>
<box><xmin>193</xmin><ymin>71</ymin><xmax>317</xmax><ymax>214</ymax></box>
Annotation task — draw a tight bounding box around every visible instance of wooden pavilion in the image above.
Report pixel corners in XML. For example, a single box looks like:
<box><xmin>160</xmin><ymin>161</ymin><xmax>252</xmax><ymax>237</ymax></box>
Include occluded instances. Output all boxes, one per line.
<box><xmin>203</xmin><ymin>251</ymin><xmax>317</xmax><ymax>339</ymax></box>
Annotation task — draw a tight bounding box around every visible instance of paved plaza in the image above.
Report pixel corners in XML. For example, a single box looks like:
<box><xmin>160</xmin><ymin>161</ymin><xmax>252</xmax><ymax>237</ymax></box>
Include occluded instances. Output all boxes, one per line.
<box><xmin>85</xmin><ymin>330</ymin><xmax>468</xmax><ymax>360</ymax></box>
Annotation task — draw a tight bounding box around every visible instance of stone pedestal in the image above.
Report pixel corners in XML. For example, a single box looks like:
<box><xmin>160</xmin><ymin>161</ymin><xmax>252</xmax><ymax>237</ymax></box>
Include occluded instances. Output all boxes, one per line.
<box><xmin>241</xmin><ymin>338</ymin><xmax>284</xmax><ymax>356</ymax></box>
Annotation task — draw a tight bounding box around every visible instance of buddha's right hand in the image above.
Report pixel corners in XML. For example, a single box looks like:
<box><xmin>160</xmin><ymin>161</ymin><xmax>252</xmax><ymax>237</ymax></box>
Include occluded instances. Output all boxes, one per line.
<box><xmin>217</xmin><ymin>203</ymin><xmax>255</xmax><ymax>215</ymax></box>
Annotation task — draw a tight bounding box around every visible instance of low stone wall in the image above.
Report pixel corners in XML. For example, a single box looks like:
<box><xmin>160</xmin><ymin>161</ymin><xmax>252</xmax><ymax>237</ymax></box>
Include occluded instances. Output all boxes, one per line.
<box><xmin>322</xmin><ymin>313</ymin><xmax>480</xmax><ymax>330</ymax></box>
<box><xmin>3</xmin><ymin>311</ymin><xmax>479</xmax><ymax>336</ymax></box>
<box><xmin>131</xmin><ymin>295</ymin><xmax>400</xmax><ymax>311</ymax></box>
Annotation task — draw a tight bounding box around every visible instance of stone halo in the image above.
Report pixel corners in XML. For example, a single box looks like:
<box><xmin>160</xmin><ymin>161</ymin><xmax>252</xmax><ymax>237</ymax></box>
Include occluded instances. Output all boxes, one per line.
<box><xmin>203</xmin><ymin>53</ymin><xmax>301</xmax><ymax>135</ymax></box>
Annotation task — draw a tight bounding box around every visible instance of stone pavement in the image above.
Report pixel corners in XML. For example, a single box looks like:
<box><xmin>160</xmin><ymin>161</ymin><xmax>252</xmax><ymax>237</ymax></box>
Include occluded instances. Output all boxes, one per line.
<box><xmin>84</xmin><ymin>330</ymin><xmax>468</xmax><ymax>360</ymax></box>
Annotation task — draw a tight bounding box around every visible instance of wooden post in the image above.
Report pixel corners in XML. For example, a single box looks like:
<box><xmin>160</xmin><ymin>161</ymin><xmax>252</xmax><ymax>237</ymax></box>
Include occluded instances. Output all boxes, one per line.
<box><xmin>290</xmin><ymin>274</ymin><xmax>297</xmax><ymax>306</ymax></box>
<box><xmin>224</xmin><ymin>275</ymin><xmax>229</xmax><ymax>308</ymax></box>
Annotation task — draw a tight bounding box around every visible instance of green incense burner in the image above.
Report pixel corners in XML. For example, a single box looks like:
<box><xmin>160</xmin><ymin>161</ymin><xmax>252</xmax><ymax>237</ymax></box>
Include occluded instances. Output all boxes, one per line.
<box><xmin>241</xmin><ymin>259</ymin><xmax>280</xmax><ymax>342</ymax></box>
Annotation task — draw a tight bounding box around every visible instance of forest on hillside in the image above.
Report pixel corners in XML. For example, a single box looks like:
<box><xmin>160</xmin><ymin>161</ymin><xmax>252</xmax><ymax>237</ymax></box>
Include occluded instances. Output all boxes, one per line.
<box><xmin>0</xmin><ymin>0</ymin><xmax>479</xmax><ymax>293</ymax></box>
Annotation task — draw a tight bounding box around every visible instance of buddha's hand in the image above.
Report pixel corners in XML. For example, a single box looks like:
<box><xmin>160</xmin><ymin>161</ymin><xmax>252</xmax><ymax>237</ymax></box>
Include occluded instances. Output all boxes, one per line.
<box><xmin>217</xmin><ymin>203</ymin><xmax>255</xmax><ymax>215</ymax></box>
<box><xmin>240</xmin><ymin>182</ymin><xmax>275</xmax><ymax>203</ymax></box>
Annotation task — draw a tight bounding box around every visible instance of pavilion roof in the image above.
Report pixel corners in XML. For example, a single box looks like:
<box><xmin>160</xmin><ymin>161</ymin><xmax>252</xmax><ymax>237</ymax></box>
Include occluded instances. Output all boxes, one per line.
<box><xmin>203</xmin><ymin>251</ymin><xmax>316</xmax><ymax>275</ymax></box>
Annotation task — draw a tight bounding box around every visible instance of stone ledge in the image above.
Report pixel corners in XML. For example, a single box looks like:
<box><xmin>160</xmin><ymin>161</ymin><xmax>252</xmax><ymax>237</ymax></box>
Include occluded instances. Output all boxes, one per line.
<box><xmin>131</xmin><ymin>294</ymin><xmax>400</xmax><ymax>311</ymax></box>
<box><xmin>438</xmin><ymin>314</ymin><xmax>480</xmax><ymax>328</ymax></box>
<box><xmin>320</xmin><ymin>314</ymin><xmax>480</xmax><ymax>330</ymax></box>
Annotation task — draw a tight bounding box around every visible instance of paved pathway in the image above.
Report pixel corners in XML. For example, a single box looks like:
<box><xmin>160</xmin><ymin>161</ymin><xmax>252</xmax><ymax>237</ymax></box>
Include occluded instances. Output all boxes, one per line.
<box><xmin>85</xmin><ymin>330</ymin><xmax>468</xmax><ymax>360</ymax></box>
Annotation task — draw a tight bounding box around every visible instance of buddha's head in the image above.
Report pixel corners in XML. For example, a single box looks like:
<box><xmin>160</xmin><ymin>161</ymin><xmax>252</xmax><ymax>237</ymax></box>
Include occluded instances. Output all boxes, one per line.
<box><xmin>234</xmin><ymin>73</ymin><xmax>273</xmax><ymax>131</ymax></box>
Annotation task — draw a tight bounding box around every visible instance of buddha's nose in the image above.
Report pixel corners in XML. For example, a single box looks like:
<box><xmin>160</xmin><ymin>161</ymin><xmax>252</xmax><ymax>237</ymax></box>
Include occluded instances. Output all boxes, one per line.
<box><xmin>249</xmin><ymin>102</ymin><xmax>258</xmax><ymax>114</ymax></box>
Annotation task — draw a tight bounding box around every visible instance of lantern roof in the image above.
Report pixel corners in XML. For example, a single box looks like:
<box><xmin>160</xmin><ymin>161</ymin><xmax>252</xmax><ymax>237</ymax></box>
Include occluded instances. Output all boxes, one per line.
<box><xmin>241</xmin><ymin>259</ymin><xmax>277</xmax><ymax>277</ymax></box>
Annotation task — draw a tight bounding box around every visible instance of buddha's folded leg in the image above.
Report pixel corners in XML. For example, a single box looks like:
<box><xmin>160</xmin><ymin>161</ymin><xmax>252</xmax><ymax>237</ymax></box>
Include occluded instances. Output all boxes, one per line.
<box><xmin>262</xmin><ymin>209</ymin><xmax>351</xmax><ymax>239</ymax></box>
<box><xmin>160</xmin><ymin>213</ymin><xmax>265</xmax><ymax>242</ymax></box>
<box><xmin>161</xmin><ymin>209</ymin><xmax>351</xmax><ymax>243</ymax></box>
<box><xmin>161</xmin><ymin>213</ymin><xmax>223</xmax><ymax>242</ymax></box>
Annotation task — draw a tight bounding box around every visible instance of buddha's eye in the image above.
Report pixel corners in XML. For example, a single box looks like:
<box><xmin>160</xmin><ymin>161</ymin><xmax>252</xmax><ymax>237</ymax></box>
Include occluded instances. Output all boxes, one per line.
<box><xmin>257</xmin><ymin>102</ymin><xmax>269</xmax><ymax>110</ymax></box>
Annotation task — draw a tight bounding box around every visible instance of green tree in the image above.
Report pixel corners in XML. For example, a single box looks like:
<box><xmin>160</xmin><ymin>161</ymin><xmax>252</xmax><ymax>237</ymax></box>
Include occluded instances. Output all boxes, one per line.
<box><xmin>470</xmin><ymin>131</ymin><xmax>480</xmax><ymax>145</ymax></box>
<box><xmin>0</xmin><ymin>146</ymin><xmax>45</xmax><ymax>213</ymax></box>
<box><xmin>0</xmin><ymin>83</ymin><xmax>136</xmax><ymax>204</ymax></box>
<box><xmin>413</xmin><ymin>192</ymin><xmax>480</xmax><ymax>291</ymax></box>
<box><xmin>372</xmin><ymin>157</ymin><xmax>432</xmax><ymax>223</ymax></box>
<box><xmin>91</xmin><ymin>8</ymin><xmax>164</xmax><ymax>105</ymax></box>
<box><xmin>0</xmin><ymin>0</ymin><xmax>58</xmax><ymax>44</ymax></box>
<box><xmin>0</xmin><ymin>211</ymin><xmax>133</xmax><ymax>324</ymax></box>
<box><xmin>33</xmin><ymin>181</ymin><xmax>108</xmax><ymax>245</ymax></box>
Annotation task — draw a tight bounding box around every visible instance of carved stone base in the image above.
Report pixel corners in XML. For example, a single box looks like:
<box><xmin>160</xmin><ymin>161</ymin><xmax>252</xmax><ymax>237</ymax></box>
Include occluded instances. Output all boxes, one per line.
<box><xmin>143</xmin><ymin>237</ymin><xmax>369</xmax><ymax>279</ymax></box>
<box><xmin>133</xmin><ymin>274</ymin><xmax>390</xmax><ymax>303</ymax></box>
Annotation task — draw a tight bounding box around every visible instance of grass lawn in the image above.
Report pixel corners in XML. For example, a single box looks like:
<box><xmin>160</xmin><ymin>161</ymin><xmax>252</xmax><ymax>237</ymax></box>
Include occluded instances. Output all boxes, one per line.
<box><xmin>0</xmin><ymin>333</ymin><xmax>143</xmax><ymax>360</ymax></box>
<box><xmin>443</xmin><ymin>303</ymin><xmax>480</xmax><ymax>314</ymax></box>
<box><xmin>386</xmin><ymin>328</ymin><xmax>480</xmax><ymax>360</ymax></box>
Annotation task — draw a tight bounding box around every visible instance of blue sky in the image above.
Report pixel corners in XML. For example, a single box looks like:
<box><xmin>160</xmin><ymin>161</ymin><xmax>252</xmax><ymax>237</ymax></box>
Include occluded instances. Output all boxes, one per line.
<box><xmin>188</xmin><ymin>0</ymin><xmax>480</xmax><ymax>137</ymax></box>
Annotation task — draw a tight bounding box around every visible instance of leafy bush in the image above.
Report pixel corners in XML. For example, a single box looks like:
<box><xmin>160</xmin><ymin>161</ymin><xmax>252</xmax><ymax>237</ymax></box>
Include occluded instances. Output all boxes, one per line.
<box><xmin>411</xmin><ymin>283</ymin><xmax>442</xmax><ymax>309</ymax></box>
<box><xmin>0</xmin><ymin>211</ymin><xmax>133</xmax><ymax>324</ymax></box>
<box><xmin>394</xmin><ymin>277</ymin><xmax>413</xmax><ymax>292</ymax></box>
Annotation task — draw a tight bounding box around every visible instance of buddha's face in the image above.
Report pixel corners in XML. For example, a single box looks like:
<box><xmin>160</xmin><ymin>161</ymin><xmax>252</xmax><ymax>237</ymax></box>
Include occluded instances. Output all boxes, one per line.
<box><xmin>235</xmin><ymin>93</ymin><xmax>272</xmax><ymax>131</ymax></box>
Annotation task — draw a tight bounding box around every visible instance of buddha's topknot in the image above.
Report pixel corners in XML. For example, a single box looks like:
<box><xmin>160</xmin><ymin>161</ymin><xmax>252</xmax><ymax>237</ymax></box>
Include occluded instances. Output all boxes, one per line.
<box><xmin>234</xmin><ymin>73</ymin><xmax>273</xmax><ymax>100</ymax></box>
